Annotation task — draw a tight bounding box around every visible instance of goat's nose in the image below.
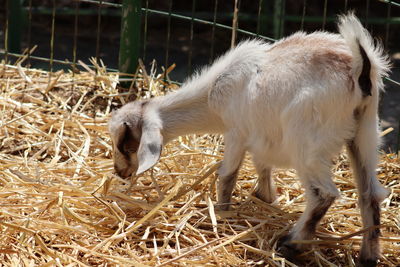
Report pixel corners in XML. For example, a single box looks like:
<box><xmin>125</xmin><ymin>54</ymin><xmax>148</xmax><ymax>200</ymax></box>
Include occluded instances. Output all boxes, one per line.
<box><xmin>115</xmin><ymin>166</ymin><xmax>133</xmax><ymax>178</ymax></box>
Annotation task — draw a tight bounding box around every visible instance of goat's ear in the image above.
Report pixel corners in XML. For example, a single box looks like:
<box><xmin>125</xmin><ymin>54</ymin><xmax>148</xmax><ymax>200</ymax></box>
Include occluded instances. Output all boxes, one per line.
<box><xmin>136</xmin><ymin>126</ymin><xmax>163</xmax><ymax>175</ymax></box>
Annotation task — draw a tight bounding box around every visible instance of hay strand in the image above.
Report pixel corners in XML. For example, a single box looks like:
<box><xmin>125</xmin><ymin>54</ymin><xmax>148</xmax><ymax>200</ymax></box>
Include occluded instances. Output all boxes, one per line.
<box><xmin>0</xmin><ymin>62</ymin><xmax>399</xmax><ymax>266</ymax></box>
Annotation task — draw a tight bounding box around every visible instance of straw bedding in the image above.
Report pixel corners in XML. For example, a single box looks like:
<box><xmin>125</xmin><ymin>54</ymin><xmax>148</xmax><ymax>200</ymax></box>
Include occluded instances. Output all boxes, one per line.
<box><xmin>0</xmin><ymin>60</ymin><xmax>399</xmax><ymax>266</ymax></box>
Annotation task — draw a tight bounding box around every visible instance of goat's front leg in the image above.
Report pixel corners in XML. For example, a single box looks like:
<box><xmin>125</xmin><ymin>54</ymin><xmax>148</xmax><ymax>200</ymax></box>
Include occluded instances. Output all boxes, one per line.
<box><xmin>347</xmin><ymin>138</ymin><xmax>388</xmax><ymax>267</ymax></box>
<box><xmin>278</xmin><ymin>165</ymin><xmax>339</xmax><ymax>261</ymax></box>
<box><xmin>217</xmin><ymin>131</ymin><xmax>245</xmax><ymax>211</ymax></box>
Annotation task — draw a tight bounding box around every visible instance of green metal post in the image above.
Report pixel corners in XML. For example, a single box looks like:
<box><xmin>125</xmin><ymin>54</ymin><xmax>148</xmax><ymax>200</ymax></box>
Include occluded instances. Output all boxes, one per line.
<box><xmin>119</xmin><ymin>0</ymin><xmax>141</xmax><ymax>80</ymax></box>
<box><xmin>273</xmin><ymin>0</ymin><xmax>285</xmax><ymax>39</ymax></box>
<box><xmin>7</xmin><ymin>0</ymin><xmax>22</xmax><ymax>54</ymax></box>
<box><xmin>257</xmin><ymin>0</ymin><xmax>269</xmax><ymax>37</ymax></box>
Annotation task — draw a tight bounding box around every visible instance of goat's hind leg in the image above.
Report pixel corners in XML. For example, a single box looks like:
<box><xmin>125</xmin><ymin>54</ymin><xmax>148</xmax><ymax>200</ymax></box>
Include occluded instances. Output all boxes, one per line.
<box><xmin>347</xmin><ymin>137</ymin><xmax>388</xmax><ymax>266</ymax></box>
<box><xmin>217</xmin><ymin>130</ymin><xmax>246</xmax><ymax>211</ymax></box>
<box><xmin>346</xmin><ymin>104</ymin><xmax>389</xmax><ymax>267</ymax></box>
<box><xmin>277</xmin><ymin>164</ymin><xmax>339</xmax><ymax>261</ymax></box>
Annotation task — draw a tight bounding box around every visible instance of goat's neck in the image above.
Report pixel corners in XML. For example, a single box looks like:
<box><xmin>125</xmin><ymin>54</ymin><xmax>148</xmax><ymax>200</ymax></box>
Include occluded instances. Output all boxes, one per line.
<box><xmin>155</xmin><ymin>83</ymin><xmax>224</xmax><ymax>143</ymax></box>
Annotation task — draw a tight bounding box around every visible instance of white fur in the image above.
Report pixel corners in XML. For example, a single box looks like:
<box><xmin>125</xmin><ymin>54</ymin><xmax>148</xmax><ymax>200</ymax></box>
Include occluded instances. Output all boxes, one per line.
<box><xmin>109</xmin><ymin>13</ymin><xmax>390</xmax><ymax>265</ymax></box>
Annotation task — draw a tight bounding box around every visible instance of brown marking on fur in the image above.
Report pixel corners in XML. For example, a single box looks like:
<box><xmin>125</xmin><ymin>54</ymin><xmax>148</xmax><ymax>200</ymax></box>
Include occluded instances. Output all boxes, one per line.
<box><xmin>353</xmin><ymin>108</ymin><xmax>361</xmax><ymax>121</ymax></box>
<box><xmin>267</xmin><ymin>33</ymin><xmax>353</xmax><ymax>76</ymax></box>
<box><xmin>310</xmin><ymin>48</ymin><xmax>352</xmax><ymax>73</ymax></box>
<box><xmin>353</xmin><ymin>105</ymin><xmax>367</xmax><ymax>121</ymax></box>
<box><xmin>218</xmin><ymin>168</ymin><xmax>240</xmax><ymax>210</ymax></box>
<box><xmin>306</xmin><ymin>203</ymin><xmax>332</xmax><ymax>233</ymax></box>
<box><xmin>347</xmin><ymin>139</ymin><xmax>382</xmax><ymax>259</ymax></box>
<box><xmin>348</xmin><ymin>77</ymin><xmax>355</xmax><ymax>92</ymax></box>
<box><xmin>277</xmin><ymin>233</ymin><xmax>303</xmax><ymax>263</ymax></box>
<box><xmin>370</xmin><ymin>197</ymin><xmax>381</xmax><ymax>240</ymax></box>
<box><xmin>220</xmin><ymin>170</ymin><xmax>239</xmax><ymax>194</ymax></box>
<box><xmin>305</xmin><ymin>186</ymin><xmax>336</xmax><ymax>233</ymax></box>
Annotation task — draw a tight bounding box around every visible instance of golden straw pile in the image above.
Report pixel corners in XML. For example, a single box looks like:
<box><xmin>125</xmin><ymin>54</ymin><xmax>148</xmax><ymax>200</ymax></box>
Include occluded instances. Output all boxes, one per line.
<box><xmin>0</xmin><ymin>60</ymin><xmax>399</xmax><ymax>266</ymax></box>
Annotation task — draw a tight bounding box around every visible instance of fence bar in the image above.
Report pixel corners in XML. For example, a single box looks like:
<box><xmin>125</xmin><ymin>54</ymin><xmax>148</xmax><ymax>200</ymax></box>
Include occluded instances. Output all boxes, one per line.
<box><xmin>188</xmin><ymin>0</ymin><xmax>196</xmax><ymax>75</ymax></box>
<box><xmin>142</xmin><ymin>8</ymin><xmax>276</xmax><ymax>41</ymax></box>
<box><xmin>7</xmin><ymin>0</ymin><xmax>22</xmax><ymax>54</ymax></box>
<box><xmin>4</xmin><ymin>0</ymin><xmax>9</xmax><ymax>63</ymax></box>
<box><xmin>79</xmin><ymin>0</ymin><xmax>121</xmax><ymax>8</ymax></box>
<box><xmin>49</xmin><ymin>0</ymin><xmax>56</xmax><ymax>73</ymax></box>
<box><xmin>7</xmin><ymin>0</ymin><xmax>22</xmax><ymax>53</ymax></box>
<box><xmin>379</xmin><ymin>0</ymin><xmax>400</xmax><ymax>8</ymax></box>
<box><xmin>301</xmin><ymin>0</ymin><xmax>307</xmax><ymax>30</ymax></box>
<box><xmin>26</xmin><ymin>7</ymin><xmax>120</xmax><ymax>16</ymax></box>
<box><xmin>96</xmin><ymin>0</ymin><xmax>103</xmax><ymax>64</ymax></box>
<box><xmin>273</xmin><ymin>0</ymin><xmax>285</xmax><ymax>39</ymax></box>
<box><xmin>0</xmin><ymin>51</ymin><xmax>119</xmax><ymax>73</ymax></box>
<box><xmin>119</xmin><ymin>0</ymin><xmax>142</xmax><ymax>80</ymax></box>
<box><xmin>256</xmin><ymin>0</ymin><xmax>263</xmax><ymax>36</ymax></box>
<box><xmin>142</xmin><ymin>0</ymin><xmax>149</xmax><ymax>61</ymax></box>
<box><xmin>164</xmin><ymin>0</ymin><xmax>173</xmax><ymax>84</ymax></box>
<box><xmin>273</xmin><ymin>0</ymin><xmax>280</xmax><ymax>38</ymax></box>
<box><xmin>27</xmin><ymin>0</ymin><xmax>33</xmax><ymax>66</ymax></box>
<box><xmin>72</xmin><ymin>1</ymin><xmax>80</xmax><ymax>92</ymax></box>
<box><xmin>231</xmin><ymin>0</ymin><xmax>239</xmax><ymax>48</ymax></box>
<box><xmin>209</xmin><ymin>0</ymin><xmax>218</xmax><ymax>63</ymax></box>
<box><xmin>322</xmin><ymin>0</ymin><xmax>328</xmax><ymax>30</ymax></box>
<box><xmin>258</xmin><ymin>0</ymin><xmax>270</xmax><ymax>38</ymax></box>
<box><xmin>73</xmin><ymin>2</ymin><xmax>80</xmax><ymax>68</ymax></box>
<box><xmin>76</xmin><ymin>0</ymin><xmax>400</xmax><ymax>10</ymax></box>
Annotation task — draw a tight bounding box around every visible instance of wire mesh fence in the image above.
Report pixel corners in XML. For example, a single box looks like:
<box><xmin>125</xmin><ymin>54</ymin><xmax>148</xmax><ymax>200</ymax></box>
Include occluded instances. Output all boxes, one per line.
<box><xmin>1</xmin><ymin>1</ymin><xmax>399</xmax><ymax>75</ymax></box>
<box><xmin>1</xmin><ymin>0</ymin><xmax>400</xmax><ymax>150</ymax></box>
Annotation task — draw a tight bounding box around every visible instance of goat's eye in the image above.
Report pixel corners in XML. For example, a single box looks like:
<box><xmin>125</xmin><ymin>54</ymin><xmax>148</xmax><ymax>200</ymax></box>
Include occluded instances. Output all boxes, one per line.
<box><xmin>121</xmin><ymin>139</ymin><xmax>140</xmax><ymax>155</ymax></box>
<box><xmin>124</xmin><ymin>147</ymin><xmax>138</xmax><ymax>154</ymax></box>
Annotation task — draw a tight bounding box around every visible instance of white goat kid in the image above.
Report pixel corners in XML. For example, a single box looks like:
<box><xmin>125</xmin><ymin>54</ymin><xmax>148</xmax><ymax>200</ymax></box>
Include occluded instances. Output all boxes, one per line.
<box><xmin>108</xmin><ymin>14</ymin><xmax>389</xmax><ymax>266</ymax></box>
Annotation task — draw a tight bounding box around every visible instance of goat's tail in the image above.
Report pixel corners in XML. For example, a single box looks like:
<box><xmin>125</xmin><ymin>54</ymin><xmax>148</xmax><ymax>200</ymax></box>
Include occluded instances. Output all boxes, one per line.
<box><xmin>338</xmin><ymin>12</ymin><xmax>390</xmax><ymax>97</ymax></box>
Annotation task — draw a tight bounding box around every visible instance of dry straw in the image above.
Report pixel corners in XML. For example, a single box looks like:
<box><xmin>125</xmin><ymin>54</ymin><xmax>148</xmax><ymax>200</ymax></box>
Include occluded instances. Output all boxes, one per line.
<box><xmin>0</xmin><ymin>59</ymin><xmax>399</xmax><ymax>266</ymax></box>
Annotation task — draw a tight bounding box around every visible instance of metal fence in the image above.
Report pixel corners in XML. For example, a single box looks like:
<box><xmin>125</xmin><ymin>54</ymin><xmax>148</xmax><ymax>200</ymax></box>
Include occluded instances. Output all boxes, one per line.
<box><xmin>1</xmin><ymin>0</ymin><xmax>400</xmax><ymax>150</ymax></box>
<box><xmin>1</xmin><ymin>1</ymin><xmax>399</xmax><ymax>77</ymax></box>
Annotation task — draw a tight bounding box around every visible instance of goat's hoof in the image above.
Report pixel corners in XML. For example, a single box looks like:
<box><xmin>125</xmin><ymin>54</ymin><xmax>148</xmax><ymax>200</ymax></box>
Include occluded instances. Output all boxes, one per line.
<box><xmin>357</xmin><ymin>258</ymin><xmax>378</xmax><ymax>267</ymax></box>
<box><xmin>276</xmin><ymin>234</ymin><xmax>302</xmax><ymax>262</ymax></box>
<box><xmin>253</xmin><ymin>191</ymin><xmax>275</xmax><ymax>204</ymax></box>
<box><xmin>216</xmin><ymin>203</ymin><xmax>231</xmax><ymax>211</ymax></box>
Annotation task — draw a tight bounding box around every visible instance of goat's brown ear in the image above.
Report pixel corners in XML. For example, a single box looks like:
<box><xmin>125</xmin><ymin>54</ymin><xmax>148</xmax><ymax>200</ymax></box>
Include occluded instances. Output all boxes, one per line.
<box><xmin>136</xmin><ymin>126</ymin><xmax>163</xmax><ymax>175</ymax></box>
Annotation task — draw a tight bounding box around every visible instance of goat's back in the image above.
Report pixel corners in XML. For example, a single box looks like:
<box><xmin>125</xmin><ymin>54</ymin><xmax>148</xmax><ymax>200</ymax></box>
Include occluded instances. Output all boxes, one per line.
<box><xmin>209</xmin><ymin>33</ymin><xmax>362</xmax><ymax>168</ymax></box>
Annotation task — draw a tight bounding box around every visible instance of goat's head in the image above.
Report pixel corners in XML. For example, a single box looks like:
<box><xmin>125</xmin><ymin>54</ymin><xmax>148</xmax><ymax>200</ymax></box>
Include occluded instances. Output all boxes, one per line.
<box><xmin>108</xmin><ymin>101</ymin><xmax>163</xmax><ymax>178</ymax></box>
